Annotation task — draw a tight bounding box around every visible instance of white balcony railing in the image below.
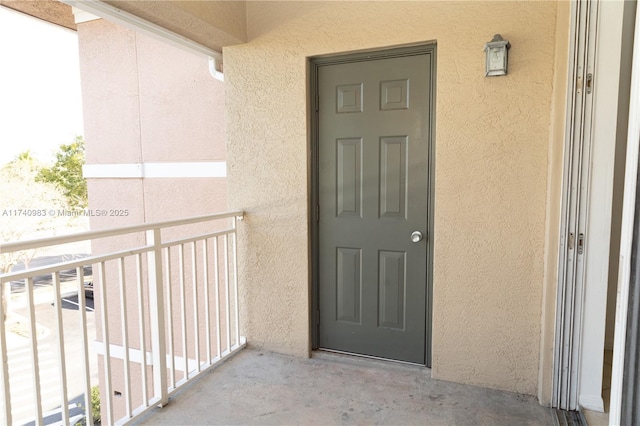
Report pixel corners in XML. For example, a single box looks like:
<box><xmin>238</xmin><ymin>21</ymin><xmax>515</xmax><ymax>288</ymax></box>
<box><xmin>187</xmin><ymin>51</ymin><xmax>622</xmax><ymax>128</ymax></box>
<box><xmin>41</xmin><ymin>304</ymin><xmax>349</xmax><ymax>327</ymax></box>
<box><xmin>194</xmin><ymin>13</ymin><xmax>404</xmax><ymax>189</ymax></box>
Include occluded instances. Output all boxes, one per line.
<box><xmin>0</xmin><ymin>211</ymin><xmax>245</xmax><ymax>425</ymax></box>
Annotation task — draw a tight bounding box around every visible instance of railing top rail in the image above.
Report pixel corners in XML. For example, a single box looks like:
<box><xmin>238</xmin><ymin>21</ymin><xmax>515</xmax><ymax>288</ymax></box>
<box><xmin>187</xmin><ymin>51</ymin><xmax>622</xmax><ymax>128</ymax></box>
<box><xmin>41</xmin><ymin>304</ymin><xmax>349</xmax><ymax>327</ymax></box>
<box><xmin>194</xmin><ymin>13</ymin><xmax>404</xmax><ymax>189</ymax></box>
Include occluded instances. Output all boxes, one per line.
<box><xmin>161</xmin><ymin>228</ymin><xmax>236</xmax><ymax>249</ymax></box>
<box><xmin>0</xmin><ymin>246</ymin><xmax>151</xmax><ymax>283</ymax></box>
<box><xmin>0</xmin><ymin>210</ymin><xmax>244</xmax><ymax>254</ymax></box>
<box><xmin>0</xmin><ymin>226</ymin><xmax>239</xmax><ymax>283</ymax></box>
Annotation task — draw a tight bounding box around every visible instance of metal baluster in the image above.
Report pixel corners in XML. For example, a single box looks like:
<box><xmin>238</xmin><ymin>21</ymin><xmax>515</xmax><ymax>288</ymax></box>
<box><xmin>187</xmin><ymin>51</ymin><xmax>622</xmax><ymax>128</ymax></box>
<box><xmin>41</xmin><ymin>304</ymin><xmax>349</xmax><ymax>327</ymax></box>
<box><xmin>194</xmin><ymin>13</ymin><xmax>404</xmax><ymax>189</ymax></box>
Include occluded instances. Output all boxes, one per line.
<box><xmin>98</xmin><ymin>262</ymin><xmax>114</xmax><ymax>425</ymax></box>
<box><xmin>232</xmin><ymin>218</ymin><xmax>240</xmax><ymax>346</ymax></box>
<box><xmin>213</xmin><ymin>237</ymin><xmax>221</xmax><ymax>359</ymax></box>
<box><xmin>203</xmin><ymin>239</ymin><xmax>211</xmax><ymax>364</ymax></box>
<box><xmin>136</xmin><ymin>253</ymin><xmax>148</xmax><ymax>405</ymax></box>
<box><xmin>192</xmin><ymin>241</ymin><xmax>200</xmax><ymax>373</ymax></box>
<box><xmin>146</xmin><ymin>228</ymin><xmax>167</xmax><ymax>406</ymax></box>
<box><xmin>179</xmin><ymin>244</ymin><xmax>188</xmax><ymax>379</ymax></box>
<box><xmin>52</xmin><ymin>272</ymin><xmax>69</xmax><ymax>424</ymax></box>
<box><xmin>224</xmin><ymin>235</ymin><xmax>230</xmax><ymax>353</ymax></box>
<box><xmin>76</xmin><ymin>266</ymin><xmax>93</xmax><ymax>425</ymax></box>
<box><xmin>118</xmin><ymin>258</ymin><xmax>132</xmax><ymax>418</ymax></box>
<box><xmin>25</xmin><ymin>277</ymin><xmax>43</xmax><ymax>425</ymax></box>
<box><xmin>164</xmin><ymin>247</ymin><xmax>176</xmax><ymax>390</ymax></box>
<box><xmin>0</xmin><ymin>276</ymin><xmax>12</xmax><ymax>426</ymax></box>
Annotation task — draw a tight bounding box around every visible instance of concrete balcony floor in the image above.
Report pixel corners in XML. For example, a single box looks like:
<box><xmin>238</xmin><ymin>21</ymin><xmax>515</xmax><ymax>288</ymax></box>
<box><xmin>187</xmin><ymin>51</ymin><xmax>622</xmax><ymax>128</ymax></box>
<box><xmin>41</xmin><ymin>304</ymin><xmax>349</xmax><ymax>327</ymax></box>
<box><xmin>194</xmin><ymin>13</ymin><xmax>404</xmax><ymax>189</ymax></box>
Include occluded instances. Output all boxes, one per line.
<box><xmin>136</xmin><ymin>348</ymin><xmax>555</xmax><ymax>425</ymax></box>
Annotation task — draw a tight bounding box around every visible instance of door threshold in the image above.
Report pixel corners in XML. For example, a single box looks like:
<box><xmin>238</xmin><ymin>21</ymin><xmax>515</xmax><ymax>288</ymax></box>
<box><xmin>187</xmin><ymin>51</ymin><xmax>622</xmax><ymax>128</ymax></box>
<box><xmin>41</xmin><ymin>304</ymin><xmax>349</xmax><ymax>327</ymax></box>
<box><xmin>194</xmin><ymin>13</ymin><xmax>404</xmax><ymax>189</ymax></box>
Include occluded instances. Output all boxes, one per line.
<box><xmin>553</xmin><ymin>409</ymin><xmax>587</xmax><ymax>426</ymax></box>
<box><xmin>315</xmin><ymin>348</ymin><xmax>427</xmax><ymax>368</ymax></box>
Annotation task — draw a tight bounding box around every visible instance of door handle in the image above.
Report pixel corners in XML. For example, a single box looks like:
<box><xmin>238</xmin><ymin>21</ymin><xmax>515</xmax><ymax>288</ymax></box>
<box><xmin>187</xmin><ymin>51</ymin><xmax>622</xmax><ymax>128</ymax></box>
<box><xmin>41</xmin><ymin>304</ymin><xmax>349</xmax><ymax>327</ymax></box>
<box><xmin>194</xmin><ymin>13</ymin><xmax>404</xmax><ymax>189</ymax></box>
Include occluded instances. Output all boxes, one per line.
<box><xmin>410</xmin><ymin>231</ymin><xmax>424</xmax><ymax>243</ymax></box>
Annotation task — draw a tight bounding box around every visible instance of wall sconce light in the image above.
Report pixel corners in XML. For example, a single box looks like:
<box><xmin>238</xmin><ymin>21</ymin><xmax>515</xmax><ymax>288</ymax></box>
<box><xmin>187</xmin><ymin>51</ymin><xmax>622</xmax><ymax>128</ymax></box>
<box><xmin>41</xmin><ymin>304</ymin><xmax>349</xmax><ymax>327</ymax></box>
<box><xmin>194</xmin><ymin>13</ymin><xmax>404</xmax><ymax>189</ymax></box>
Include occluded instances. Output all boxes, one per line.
<box><xmin>485</xmin><ymin>34</ymin><xmax>511</xmax><ymax>77</ymax></box>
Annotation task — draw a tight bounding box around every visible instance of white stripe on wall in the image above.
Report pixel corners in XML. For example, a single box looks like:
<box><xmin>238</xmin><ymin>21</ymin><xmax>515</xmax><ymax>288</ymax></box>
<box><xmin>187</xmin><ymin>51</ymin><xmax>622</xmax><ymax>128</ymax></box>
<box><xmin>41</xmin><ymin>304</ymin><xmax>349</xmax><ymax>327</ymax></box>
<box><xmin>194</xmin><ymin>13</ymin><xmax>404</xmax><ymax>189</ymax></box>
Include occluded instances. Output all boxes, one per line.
<box><xmin>82</xmin><ymin>162</ymin><xmax>227</xmax><ymax>178</ymax></box>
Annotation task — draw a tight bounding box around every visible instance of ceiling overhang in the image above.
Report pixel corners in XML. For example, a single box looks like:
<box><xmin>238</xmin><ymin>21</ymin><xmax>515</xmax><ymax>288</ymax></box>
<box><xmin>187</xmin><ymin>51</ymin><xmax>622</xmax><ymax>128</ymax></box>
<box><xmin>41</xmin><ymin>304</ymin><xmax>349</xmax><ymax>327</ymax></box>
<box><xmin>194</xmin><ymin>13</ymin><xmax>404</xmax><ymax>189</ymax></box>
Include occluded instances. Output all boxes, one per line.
<box><xmin>99</xmin><ymin>1</ymin><xmax>247</xmax><ymax>52</ymax></box>
<box><xmin>0</xmin><ymin>0</ymin><xmax>76</xmax><ymax>30</ymax></box>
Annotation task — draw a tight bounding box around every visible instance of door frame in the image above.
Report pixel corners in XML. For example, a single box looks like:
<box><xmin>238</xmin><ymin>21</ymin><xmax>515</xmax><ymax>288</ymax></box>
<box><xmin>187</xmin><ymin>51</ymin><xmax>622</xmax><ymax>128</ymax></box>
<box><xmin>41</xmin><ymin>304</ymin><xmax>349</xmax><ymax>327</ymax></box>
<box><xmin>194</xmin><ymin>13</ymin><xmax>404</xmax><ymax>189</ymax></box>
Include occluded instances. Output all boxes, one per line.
<box><xmin>610</xmin><ymin>1</ymin><xmax>640</xmax><ymax>422</ymax></box>
<box><xmin>552</xmin><ymin>0</ymin><xmax>636</xmax><ymax>413</ymax></box>
<box><xmin>552</xmin><ymin>0</ymin><xmax>599</xmax><ymax>410</ymax></box>
<box><xmin>308</xmin><ymin>43</ymin><xmax>437</xmax><ymax>366</ymax></box>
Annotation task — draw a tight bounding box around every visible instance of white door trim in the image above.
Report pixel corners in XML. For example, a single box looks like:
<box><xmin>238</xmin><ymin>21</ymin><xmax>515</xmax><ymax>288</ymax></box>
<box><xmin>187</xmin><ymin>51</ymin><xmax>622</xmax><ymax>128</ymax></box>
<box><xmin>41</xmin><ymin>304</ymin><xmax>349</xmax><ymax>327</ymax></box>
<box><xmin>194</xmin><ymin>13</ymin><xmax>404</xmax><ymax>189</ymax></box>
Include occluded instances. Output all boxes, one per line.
<box><xmin>578</xmin><ymin>0</ymin><xmax>631</xmax><ymax>412</ymax></box>
<box><xmin>554</xmin><ymin>0</ymin><xmax>634</xmax><ymax>412</ymax></box>
<box><xmin>553</xmin><ymin>0</ymin><xmax>598</xmax><ymax>410</ymax></box>
<box><xmin>610</xmin><ymin>2</ymin><xmax>640</xmax><ymax>423</ymax></box>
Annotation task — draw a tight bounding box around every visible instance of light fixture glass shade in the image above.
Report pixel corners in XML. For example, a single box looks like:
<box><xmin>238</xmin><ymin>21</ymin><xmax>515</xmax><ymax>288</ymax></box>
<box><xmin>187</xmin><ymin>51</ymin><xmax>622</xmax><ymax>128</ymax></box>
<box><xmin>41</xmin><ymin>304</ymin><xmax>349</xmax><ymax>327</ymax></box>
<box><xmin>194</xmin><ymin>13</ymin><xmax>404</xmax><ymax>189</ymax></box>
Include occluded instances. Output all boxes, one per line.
<box><xmin>485</xmin><ymin>34</ymin><xmax>510</xmax><ymax>77</ymax></box>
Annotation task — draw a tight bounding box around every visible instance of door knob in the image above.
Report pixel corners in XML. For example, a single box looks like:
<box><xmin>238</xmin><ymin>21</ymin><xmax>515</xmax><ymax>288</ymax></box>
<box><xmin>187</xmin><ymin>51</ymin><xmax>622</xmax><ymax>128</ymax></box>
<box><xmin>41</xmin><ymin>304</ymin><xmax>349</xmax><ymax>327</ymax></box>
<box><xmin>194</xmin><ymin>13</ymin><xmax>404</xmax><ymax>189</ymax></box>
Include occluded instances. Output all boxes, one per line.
<box><xmin>410</xmin><ymin>231</ymin><xmax>423</xmax><ymax>243</ymax></box>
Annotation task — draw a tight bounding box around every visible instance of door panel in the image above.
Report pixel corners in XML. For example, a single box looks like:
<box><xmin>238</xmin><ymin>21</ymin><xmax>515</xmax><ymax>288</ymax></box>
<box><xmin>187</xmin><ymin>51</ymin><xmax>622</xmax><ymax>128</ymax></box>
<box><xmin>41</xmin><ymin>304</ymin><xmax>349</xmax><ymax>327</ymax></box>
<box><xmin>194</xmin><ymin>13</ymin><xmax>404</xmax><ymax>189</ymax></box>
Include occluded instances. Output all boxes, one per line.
<box><xmin>317</xmin><ymin>53</ymin><xmax>431</xmax><ymax>364</ymax></box>
<box><xmin>336</xmin><ymin>247</ymin><xmax>362</xmax><ymax>323</ymax></box>
<box><xmin>378</xmin><ymin>250</ymin><xmax>406</xmax><ymax>329</ymax></box>
<box><xmin>336</xmin><ymin>138</ymin><xmax>362</xmax><ymax>218</ymax></box>
<box><xmin>380</xmin><ymin>136</ymin><xmax>407</xmax><ymax>218</ymax></box>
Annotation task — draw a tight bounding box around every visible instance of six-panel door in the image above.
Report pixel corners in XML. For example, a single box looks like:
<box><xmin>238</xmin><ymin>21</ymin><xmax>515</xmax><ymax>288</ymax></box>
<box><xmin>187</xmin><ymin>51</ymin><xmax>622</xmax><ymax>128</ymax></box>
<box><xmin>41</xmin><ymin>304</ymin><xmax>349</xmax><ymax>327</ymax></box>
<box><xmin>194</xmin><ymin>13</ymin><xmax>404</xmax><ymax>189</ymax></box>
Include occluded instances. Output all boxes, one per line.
<box><xmin>318</xmin><ymin>53</ymin><xmax>431</xmax><ymax>364</ymax></box>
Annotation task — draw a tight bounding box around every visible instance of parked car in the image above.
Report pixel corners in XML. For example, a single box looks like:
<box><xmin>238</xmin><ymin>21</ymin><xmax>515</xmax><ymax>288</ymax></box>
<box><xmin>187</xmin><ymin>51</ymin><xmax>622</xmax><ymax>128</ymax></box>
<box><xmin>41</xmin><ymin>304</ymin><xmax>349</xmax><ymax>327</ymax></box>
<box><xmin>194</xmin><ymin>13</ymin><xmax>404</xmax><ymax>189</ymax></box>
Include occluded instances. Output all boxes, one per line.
<box><xmin>84</xmin><ymin>280</ymin><xmax>93</xmax><ymax>299</ymax></box>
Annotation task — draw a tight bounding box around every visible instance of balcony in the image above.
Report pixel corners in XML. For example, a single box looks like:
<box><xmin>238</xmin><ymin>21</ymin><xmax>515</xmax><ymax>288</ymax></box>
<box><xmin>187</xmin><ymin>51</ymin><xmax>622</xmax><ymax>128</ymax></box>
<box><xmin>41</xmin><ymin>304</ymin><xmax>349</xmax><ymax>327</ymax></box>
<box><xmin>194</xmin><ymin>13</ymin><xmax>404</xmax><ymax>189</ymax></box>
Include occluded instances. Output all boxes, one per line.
<box><xmin>1</xmin><ymin>212</ymin><xmax>553</xmax><ymax>425</ymax></box>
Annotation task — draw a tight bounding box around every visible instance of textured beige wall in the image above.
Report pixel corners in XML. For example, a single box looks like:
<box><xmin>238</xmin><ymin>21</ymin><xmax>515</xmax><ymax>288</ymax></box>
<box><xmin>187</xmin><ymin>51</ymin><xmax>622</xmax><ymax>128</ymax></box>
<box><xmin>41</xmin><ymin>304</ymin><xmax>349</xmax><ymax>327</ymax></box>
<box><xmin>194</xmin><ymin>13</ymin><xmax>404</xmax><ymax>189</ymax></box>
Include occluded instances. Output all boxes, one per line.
<box><xmin>79</xmin><ymin>19</ymin><xmax>227</xmax><ymax>166</ymax></box>
<box><xmin>79</xmin><ymin>20</ymin><xmax>141</xmax><ymax>165</ymax></box>
<box><xmin>171</xmin><ymin>1</ymin><xmax>247</xmax><ymax>43</ymax></box>
<box><xmin>78</xmin><ymin>16</ymin><xmax>228</xmax><ymax>283</ymax></box>
<box><xmin>226</xmin><ymin>1</ymin><xmax>561</xmax><ymax>395</ymax></box>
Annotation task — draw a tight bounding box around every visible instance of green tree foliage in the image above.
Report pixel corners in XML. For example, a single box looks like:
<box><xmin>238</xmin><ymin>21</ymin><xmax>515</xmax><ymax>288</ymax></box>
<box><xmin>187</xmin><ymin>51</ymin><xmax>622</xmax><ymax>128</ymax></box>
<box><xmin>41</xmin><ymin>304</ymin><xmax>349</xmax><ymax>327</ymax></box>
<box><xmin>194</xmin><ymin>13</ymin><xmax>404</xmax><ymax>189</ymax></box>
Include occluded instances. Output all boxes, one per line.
<box><xmin>90</xmin><ymin>386</ymin><xmax>101</xmax><ymax>424</ymax></box>
<box><xmin>36</xmin><ymin>136</ymin><xmax>87</xmax><ymax>208</ymax></box>
<box><xmin>0</xmin><ymin>152</ymin><xmax>68</xmax><ymax>269</ymax></box>
<box><xmin>0</xmin><ymin>152</ymin><xmax>70</xmax><ymax>318</ymax></box>
<box><xmin>14</xmin><ymin>150</ymin><xmax>35</xmax><ymax>163</ymax></box>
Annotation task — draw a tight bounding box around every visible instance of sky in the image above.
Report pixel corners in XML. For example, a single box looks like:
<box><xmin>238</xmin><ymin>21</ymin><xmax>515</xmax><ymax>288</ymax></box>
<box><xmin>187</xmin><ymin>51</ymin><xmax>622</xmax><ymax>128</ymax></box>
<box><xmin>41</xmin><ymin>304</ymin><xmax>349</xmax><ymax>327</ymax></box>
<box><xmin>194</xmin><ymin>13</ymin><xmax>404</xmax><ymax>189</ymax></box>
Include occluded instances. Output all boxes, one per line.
<box><xmin>0</xmin><ymin>6</ymin><xmax>84</xmax><ymax>165</ymax></box>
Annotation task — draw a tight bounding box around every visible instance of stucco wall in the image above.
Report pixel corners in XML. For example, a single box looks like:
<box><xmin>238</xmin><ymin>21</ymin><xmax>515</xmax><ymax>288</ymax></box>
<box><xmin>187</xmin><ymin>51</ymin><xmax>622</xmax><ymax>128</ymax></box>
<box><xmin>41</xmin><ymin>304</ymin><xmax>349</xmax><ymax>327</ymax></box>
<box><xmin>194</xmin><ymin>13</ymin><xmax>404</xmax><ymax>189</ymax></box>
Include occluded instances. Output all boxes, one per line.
<box><xmin>78</xmin><ymin>19</ymin><xmax>227</xmax><ymax>169</ymax></box>
<box><xmin>226</xmin><ymin>1</ymin><xmax>561</xmax><ymax>395</ymax></box>
<box><xmin>77</xmin><ymin>17</ymin><xmax>229</xmax><ymax>294</ymax></box>
<box><xmin>77</xmin><ymin>18</ymin><xmax>229</xmax><ymax>418</ymax></box>
<box><xmin>78</xmin><ymin>17</ymin><xmax>228</xmax><ymax>230</ymax></box>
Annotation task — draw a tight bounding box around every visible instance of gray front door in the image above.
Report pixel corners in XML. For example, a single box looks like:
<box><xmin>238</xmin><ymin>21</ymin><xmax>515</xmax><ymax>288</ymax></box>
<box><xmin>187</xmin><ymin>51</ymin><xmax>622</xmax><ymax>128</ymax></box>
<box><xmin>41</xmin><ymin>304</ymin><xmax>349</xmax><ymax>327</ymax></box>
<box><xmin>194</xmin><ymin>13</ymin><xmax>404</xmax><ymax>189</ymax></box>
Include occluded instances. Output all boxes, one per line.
<box><xmin>317</xmin><ymin>52</ymin><xmax>432</xmax><ymax>364</ymax></box>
